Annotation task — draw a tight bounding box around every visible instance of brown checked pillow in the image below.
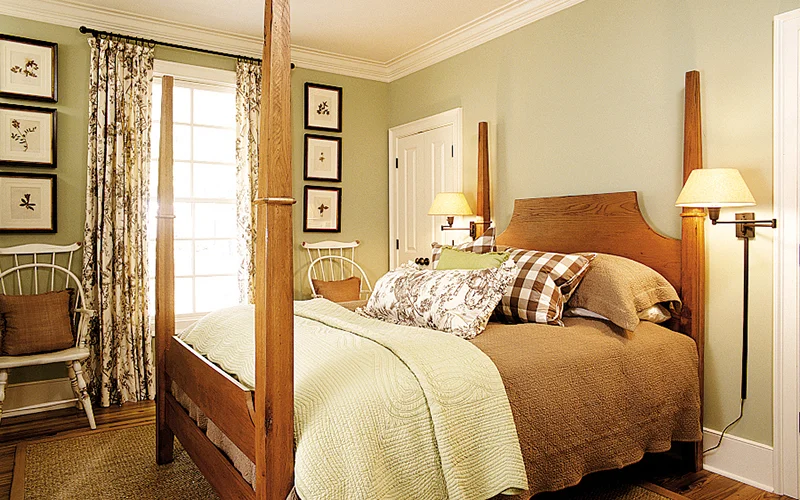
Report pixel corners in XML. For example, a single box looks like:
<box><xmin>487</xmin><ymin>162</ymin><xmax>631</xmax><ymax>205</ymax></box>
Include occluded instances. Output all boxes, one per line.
<box><xmin>494</xmin><ymin>249</ymin><xmax>594</xmax><ymax>326</ymax></box>
<box><xmin>312</xmin><ymin>276</ymin><xmax>362</xmax><ymax>303</ymax></box>
<box><xmin>0</xmin><ymin>290</ymin><xmax>75</xmax><ymax>356</ymax></box>
<box><xmin>431</xmin><ymin>227</ymin><xmax>496</xmax><ymax>268</ymax></box>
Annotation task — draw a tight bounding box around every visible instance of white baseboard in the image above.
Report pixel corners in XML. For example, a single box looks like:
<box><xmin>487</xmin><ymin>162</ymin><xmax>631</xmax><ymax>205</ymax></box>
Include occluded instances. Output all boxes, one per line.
<box><xmin>703</xmin><ymin>428</ymin><xmax>774</xmax><ymax>492</ymax></box>
<box><xmin>4</xmin><ymin>378</ymin><xmax>76</xmax><ymax>417</ymax></box>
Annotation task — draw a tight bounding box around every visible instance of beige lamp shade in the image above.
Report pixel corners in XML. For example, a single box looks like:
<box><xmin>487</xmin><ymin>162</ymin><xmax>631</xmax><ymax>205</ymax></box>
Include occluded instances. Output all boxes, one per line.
<box><xmin>675</xmin><ymin>168</ymin><xmax>756</xmax><ymax>208</ymax></box>
<box><xmin>428</xmin><ymin>192</ymin><xmax>474</xmax><ymax>216</ymax></box>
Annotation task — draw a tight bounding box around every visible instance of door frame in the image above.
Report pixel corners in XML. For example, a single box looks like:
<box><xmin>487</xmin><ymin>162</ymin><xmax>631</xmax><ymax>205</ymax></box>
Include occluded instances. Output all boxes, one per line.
<box><xmin>388</xmin><ymin>108</ymin><xmax>463</xmax><ymax>269</ymax></box>
<box><xmin>773</xmin><ymin>9</ymin><xmax>800</xmax><ymax>498</ymax></box>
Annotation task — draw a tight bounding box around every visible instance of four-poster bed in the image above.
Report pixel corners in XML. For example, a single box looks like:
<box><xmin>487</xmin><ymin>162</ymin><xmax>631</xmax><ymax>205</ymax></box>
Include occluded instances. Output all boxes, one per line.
<box><xmin>152</xmin><ymin>0</ymin><xmax>706</xmax><ymax>493</ymax></box>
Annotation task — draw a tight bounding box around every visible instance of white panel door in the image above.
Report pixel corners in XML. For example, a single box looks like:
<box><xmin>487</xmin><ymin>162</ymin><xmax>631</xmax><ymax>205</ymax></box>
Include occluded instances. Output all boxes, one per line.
<box><xmin>392</xmin><ymin>124</ymin><xmax>456</xmax><ymax>268</ymax></box>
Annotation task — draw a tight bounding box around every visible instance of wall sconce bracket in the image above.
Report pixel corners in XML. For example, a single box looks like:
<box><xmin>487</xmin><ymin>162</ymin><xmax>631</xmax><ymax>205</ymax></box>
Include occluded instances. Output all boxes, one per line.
<box><xmin>710</xmin><ymin>211</ymin><xmax>777</xmax><ymax>239</ymax></box>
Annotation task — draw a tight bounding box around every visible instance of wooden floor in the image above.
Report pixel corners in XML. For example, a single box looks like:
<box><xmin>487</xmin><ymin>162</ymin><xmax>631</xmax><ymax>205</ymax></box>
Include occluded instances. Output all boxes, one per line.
<box><xmin>0</xmin><ymin>402</ymin><xmax>791</xmax><ymax>500</ymax></box>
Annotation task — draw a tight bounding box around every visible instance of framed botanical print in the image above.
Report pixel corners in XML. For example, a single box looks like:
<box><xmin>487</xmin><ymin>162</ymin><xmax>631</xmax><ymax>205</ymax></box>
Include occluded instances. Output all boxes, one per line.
<box><xmin>304</xmin><ymin>83</ymin><xmax>342</xmax><ymax>132</ymax></box>
<box><xmin>0</xmin><ymin>172</ymin><xmax>57</xmax><ymax>233</ymax></box>
<box><xmin>0</xmin><ymin>34</ymin><xmax>58</xmax><ymax>102</ymax></box>
<box><xmin>304</xmin><ymin>134</ymin><xmax>341</xmax><ymax>182</ymax></box>
<box><xmin>0</xmin><ymin>104</ymin><xmax>56</xmax><ymax>168</ymax></box>
<box><xmin>303</xmin><ymin>186</ymin><xmax>341</xmax><ymax>232</ymax></box>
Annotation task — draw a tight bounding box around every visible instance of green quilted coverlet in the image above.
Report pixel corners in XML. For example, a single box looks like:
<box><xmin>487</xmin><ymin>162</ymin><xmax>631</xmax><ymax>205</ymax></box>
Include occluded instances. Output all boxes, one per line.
<box><xmin>181</xmin><ymin>298</ymin><xmax>527</xmax><ymax>499</ymax></box>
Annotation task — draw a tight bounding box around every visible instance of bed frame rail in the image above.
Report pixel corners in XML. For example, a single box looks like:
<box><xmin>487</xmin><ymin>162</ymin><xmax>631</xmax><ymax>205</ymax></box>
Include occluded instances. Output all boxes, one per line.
<box><xmin>166</xmin><ymin>337</ymin><xmax>256</xmax><ymax>461</ymax></box>
<box><xmin>165</xmin><ymin>393</ymin><xmax>255</xmax><ymax>499</ymax></box>
<box><xmin>253</xmin><ymin>1</ymin><xmax>295</xmax><ymax>498</ymax></box>
<box><xmin>156</xmin><ymin>0</ymin><xmax>295</xmax><ymax>498</ymax></box>
<box><xmin>680</xmin><ymin>70</ymin><xmax>705</xmax><ymax>472</ymax></box>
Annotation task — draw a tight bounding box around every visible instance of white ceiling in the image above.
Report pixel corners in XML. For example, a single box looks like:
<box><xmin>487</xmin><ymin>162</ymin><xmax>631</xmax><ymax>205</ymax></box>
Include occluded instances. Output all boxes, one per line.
<box><xmin>76</xmin><ymin>0</ymin><xmax>513</xmax><ymax>62</ymax></box>
<box><xmin>1</xmin><ymin>0</ymin><xmax>583</xmax><ymax>81</ymax></box>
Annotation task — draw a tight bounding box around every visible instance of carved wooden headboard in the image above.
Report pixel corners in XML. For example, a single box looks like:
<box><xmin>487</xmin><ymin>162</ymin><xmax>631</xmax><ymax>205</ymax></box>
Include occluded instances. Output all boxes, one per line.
<box><xmin>495</xmin><ymin>192</ymin><xmax>682</xmax><ymax>292</ymax></box>
<box><xmin>481</xmin><ymin>71</ymin><xmax>706</xmax><ymax>471</ymax></box>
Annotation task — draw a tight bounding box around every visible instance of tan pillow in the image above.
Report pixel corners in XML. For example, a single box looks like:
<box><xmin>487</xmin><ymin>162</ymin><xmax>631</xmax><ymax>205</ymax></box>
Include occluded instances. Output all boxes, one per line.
<box><xmin>567</xmin><ymin>253</ymin><xmax>681</xmax><ymax>332</ymax></box>
<box><xmin>312</xmin><ymin>276</ymin><xmax>362</xmax><ymax>303</ymax></box>
<box><xmin>0</xmin><ymin>290</ymin><xmax>75</xmax><ymax>356</ymax></box>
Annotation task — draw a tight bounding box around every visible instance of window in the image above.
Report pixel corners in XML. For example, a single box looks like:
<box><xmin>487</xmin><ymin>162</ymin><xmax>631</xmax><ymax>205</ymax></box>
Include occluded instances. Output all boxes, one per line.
<box><xmin>148</xmin><ymin>63</ymin><xmax>241</xmax><ymax>318</ymax></box>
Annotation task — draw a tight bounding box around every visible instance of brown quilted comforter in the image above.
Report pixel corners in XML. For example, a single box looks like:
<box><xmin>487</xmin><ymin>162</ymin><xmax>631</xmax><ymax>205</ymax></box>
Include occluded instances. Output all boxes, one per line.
<box><xmin>338</xmin><ymin>300</ymin><xmax>701</xmax><ymax>497</ymax></box>
<box><xmin>472</xmin><ymin>317</ymin><xmax>701</xmax><ymax>497</ymax></box>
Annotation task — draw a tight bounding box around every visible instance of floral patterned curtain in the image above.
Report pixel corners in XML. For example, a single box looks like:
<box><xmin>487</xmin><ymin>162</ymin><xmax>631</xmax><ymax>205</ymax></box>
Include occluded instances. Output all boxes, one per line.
<box><xmin>82</xmin><ymin>37</ymin><xmax>155</xmax><ymax>407</ymax></box>
<box><xmin>235</xmin><ymin>60</ymin><xmax>262</xmax><ymax>304</ymax></box>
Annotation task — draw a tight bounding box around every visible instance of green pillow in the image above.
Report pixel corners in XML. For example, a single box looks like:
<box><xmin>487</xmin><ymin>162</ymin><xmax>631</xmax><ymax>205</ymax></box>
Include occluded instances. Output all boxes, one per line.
<box><xmin>435</xmin><ymin>247</ymin><xmax>510</xmax><ymax>270</ymax></box>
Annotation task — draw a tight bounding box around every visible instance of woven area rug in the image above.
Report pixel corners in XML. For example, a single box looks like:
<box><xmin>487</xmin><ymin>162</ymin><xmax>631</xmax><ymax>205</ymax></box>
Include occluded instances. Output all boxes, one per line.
<box><xmin>15</xmin><ymin>424</ymin><xmax>218</xmax><ymax>499</ymax></box>
<box><xmin>15</xmin><ymin>423</ymin><xmax>682</xmax><ymax>500</ymax></box>
<box><xmin>537</xmin><ymin>482</ymin><xmax>683</xmax><ymax>500</ymax></box>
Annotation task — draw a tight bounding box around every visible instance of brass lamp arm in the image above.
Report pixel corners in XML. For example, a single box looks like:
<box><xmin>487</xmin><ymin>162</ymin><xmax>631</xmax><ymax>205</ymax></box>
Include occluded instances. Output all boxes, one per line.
<box><xmin>711</xmin><ymin>219</ymin><xmax>777</xmax><ymax>227</ymax></box>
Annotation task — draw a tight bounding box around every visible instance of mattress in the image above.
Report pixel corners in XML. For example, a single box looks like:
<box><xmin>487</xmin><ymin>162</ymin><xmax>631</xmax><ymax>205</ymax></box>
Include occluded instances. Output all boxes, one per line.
<box><xmin>173</xmin><ymin>302</ymin><xmax>701</xmax><ymax>499</ymax></box>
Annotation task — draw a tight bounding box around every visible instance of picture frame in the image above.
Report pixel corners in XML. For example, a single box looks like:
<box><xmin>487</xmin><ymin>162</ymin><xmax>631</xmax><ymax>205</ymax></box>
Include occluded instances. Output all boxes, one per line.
<box><xmin>304</xmin><ymin>83</ymin><xmax>342</xmax><ymax>132</ymax></box>
<box><xmin>0</xmin><ymin>172</ymin><xmax>57</xmax><ymax>233</ymax></box>
<box><xmin>303</xmin><ymin>186</ymin><xmax>341</xmax><ymax>233</ymax></box>
<box><xmin>0</xmin><ymin>34</ymin><xmax>58</xmax><ymax>102</ymax></box>
<box><xmin>0</xmin><ymin>104</ymin><xmax>56</xmax><ymax>168</ymax></box>
<box><xmin>304</xmin><ymin>134</ymin><xmax>342</xmax><ymax>182</ymax></box>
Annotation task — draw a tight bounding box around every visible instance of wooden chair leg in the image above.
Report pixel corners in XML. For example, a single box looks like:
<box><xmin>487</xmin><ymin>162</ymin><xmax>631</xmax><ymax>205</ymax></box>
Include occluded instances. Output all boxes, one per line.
<box><xmin>71</xmin><ymin>361</ymin><xmax>96</xmax><ymax>430</ymax></box>
<box><xmin>0</xmin><ymin>370</ymin><xmax>7</xmax><ymax>425</ymax></box>
<box><xmin>66</xmin><ymin>362</ymin><xmax>82</xmax><ymax>409</ymax></box>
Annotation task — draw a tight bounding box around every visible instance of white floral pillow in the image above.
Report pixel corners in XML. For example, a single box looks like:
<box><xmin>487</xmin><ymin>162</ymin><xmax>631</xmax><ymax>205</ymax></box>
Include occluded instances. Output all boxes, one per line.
<box><xmin>357</xmin><ymin>260</ymin><xmax>516</xmax><ymax>339</ymax></box>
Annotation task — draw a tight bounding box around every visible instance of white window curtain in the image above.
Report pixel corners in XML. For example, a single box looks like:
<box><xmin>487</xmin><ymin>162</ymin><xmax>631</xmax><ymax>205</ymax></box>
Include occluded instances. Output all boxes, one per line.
<box><xmin>82</xmin><ymin>37</ymin><xmax>155</xmax><ymax>406</ymax></box>
<box><xmin>234</xmin><ymin>60</ymin><xmax>262</xmax><ymax>304</ymax></box>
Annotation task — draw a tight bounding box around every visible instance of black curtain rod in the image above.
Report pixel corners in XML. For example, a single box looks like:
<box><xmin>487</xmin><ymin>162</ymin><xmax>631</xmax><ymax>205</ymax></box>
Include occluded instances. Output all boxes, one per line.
<box><xmin>79</xmin><ymin>26</ymin><xmax>296</xmax><ymax>68</ymax></box>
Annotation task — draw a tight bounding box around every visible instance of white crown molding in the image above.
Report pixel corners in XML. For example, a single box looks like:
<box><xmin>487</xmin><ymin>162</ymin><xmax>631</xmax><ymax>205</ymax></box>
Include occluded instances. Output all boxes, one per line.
<box><xmin>0</xmin><ymin>0</ymin><xmax>264</xmax><ymax>58</ymax></box>
<box><xmin>290</xmin><ymin>46</ymin><xmax>389</xmax><ymax>82</ymax></box>
<box><xmin>386</xmin><ymin>0</ymin><xmax>586</xmax><ymax>81</ymax></box>
<box><xmin>2</xmin><ymin>0</ymin><xmax>584</xmax><ymax>83</ymax></box>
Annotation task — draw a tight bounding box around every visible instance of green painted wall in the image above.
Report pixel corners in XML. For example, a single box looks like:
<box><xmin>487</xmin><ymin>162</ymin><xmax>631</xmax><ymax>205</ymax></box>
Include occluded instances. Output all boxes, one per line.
<box><xmin>291</xmin><ymin>68</ymin><xmax>389</xmax><ymax>299</ymax></box>
<box><xmin>1</xmin><ymin>16</ymin><xmax>92</xmax><ymax>385</ymax></box>
<box><xmin>0</xmin><ymin>17</ymin><xmax>239</xmax><ymax>386</ymax></box>
<box><xmin>0</xmin><ymin>15</ymin><xmax>390</xmax><ymax>385</ymax></box>
<box><xmin>4</xmin><ymin>0</ymin><xmax>790</xmax><ymax>447</ymax></box>
<box><xmin>0</xmin><ymin>15</ymin><xmax>90</xmax><ymax>249</ymax></box>
<box><xmin>388</xmin><ymin>0</ymin><xmax>800</xmax><ymax>445</ymax></box>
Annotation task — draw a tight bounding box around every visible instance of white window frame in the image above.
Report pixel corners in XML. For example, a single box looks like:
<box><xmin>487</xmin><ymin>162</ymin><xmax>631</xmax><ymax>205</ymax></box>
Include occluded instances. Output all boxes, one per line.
<box><xmin>150</xmin><ymin>60</ymin><xmax>238</xmax><ymax>329</ymax></box>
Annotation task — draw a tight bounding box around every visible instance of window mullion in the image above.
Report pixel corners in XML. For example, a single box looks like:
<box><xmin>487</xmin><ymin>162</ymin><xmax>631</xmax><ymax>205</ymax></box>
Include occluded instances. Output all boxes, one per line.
<box><xmin>148</xmin><ymin>71</ymin><xmax>239</xmax><ymax>316</ymax></box>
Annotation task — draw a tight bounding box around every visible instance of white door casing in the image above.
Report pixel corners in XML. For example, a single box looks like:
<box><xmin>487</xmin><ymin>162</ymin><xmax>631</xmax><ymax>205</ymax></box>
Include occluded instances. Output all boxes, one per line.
<box><xmin>773</xmin><ymin>9</ymin><xmax>800</xmax><ymax>499</ymax></box>
<box><xmin>389</xmin><ymin>108</ymin><xmax>463</xmax><ymax>269</ymax></box>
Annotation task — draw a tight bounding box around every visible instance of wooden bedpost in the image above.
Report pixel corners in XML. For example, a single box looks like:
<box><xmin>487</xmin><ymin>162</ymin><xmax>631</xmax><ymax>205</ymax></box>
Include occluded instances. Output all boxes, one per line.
<box><xmin>156</xmin><ymin>76</ymin><xmax>175</xmax><ymax>465</ymax></box>
<box><xmin>680</xmin><ymin>69</ymin><xmax>706</xmax><ymax>472</ymax></box>
<box><xmin>476</xmin><ymin>122</ymin><xmax>490</xmax><ymax>237</ymax></box>
<box><xmin>255</xmin><ymin>0</ymin><xmax>294</xmax><ymax>498</ymax></box>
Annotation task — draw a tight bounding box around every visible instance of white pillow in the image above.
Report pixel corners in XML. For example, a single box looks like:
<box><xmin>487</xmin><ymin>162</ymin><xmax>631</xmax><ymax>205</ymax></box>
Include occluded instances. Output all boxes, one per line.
<box><xmin>357</xmin><ymin>261</ymin><xmax>516</xmax><ymax>339</ymax></box>
<box><xmin>564</xmin><ymin>304</ymin><xmax>672</xmax><ymax>324</ymax></box>
<box><xmin>636</xmin><ymin>304</ymin><xmax>672</xmax><ymax>323</ymax></box>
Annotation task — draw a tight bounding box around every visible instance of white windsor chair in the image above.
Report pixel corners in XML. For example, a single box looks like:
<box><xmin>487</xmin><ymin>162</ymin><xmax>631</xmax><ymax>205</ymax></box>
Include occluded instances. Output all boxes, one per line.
<box><xmin>302</xmin><ymin>240</ymin><xmax>373</xmax><ymax>301</ymax></box>
<box><xmin>0</xmin><ymin>243</ymin><xmax>96</xmax><ymax>429</ymax></box>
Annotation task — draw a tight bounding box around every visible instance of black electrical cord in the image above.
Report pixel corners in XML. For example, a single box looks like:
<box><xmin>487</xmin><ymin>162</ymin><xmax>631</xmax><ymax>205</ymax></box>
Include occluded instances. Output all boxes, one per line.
<box><xmin>703</xmin><ymin>399</ymin><xmax>744</xmax><ymax>454</ymax></box>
